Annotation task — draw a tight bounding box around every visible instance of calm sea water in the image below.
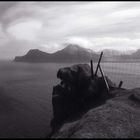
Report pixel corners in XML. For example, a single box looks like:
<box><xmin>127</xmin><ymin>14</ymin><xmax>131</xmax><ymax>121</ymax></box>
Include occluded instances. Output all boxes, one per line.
<box><xmin>0</xmin><ymin>61</ymin><xmax>140</xmax><ymax>138</ymax></box>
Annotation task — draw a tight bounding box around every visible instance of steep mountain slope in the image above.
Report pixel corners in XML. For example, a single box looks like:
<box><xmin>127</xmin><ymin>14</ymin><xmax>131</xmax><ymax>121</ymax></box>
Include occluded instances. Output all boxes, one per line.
<box><xmin>14</xmin><ymin>49</ymin><xmax>51</xmax><ymax>62</ymax></box>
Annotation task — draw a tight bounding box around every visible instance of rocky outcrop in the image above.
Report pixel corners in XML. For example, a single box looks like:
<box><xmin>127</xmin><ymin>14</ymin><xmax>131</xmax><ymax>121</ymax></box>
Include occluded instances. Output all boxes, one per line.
<box><xmin>49</xmin><ymin>63</ymin><xmax>140</xmax><ymax>138</ymax></box>
<box><xmin>51</xmin><ymin>88</ymin><xmax>140</xmax><ymax>138</ymax></box>
<box><xmin>49</xmin><ymin>63</ymin><xmax>117</xmax><ymax>137</ymax></box>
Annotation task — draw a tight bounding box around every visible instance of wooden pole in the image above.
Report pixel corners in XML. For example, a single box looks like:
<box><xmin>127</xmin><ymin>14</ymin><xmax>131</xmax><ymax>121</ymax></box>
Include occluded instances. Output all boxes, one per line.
<box><xmin>90</xmin><ymin>60</ymin><xmax>94</xmax><ymax>78</ymax></box>
<box><xmin>118</xmin><ymin>81</ymin><xmax>123</xmax><ymax>88</ymax></box>
<box><xmin>99</xmin><ymin>65</ymin><xmax>110</xmax><ymax>92</ymax></box>
<box><xmin>95</xmin><ymin>51</ymin><xmax>103</xmax><ymax>76</ymax></box>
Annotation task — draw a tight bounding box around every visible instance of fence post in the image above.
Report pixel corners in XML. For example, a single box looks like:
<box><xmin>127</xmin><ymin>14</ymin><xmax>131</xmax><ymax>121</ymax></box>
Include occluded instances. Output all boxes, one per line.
<box><xmin>95</xmin><ymin>51</ymin><xmax>103</xmax><ymax>76</ymax></box>
<box><xmin>99</xmin><ymin>65</ymin><xmax>110</xmax><ymax>92</ymax></box>
<box><xmin>90</xmin><ymin>60</ymin><xmax>94</xmax><ymax>78</ymax></box>
<box><xmin>118</xmin><ymin>81</ymin><xmax>123</xmax><ymax>88</ymax></box>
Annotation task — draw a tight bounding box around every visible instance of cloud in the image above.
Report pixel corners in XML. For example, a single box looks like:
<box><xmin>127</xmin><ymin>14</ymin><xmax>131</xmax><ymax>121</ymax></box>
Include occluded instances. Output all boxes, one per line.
<box><xmin>110</xmin><ymin>8</ymin><xmax>140</xmax><ymax>19</ymax></box>
<box><xmin>7</xmin><ymin>18</ymin><xmax>43</xmax><ymax>41</ymax></box>
<box><xmin>1</xmin><ymin>2</ymin><xmax>140</xmax><ymax>59</ymax></box>
<box><xmin>40</xmin><ymin>43</ymin><xmax>63</xmax><ymax>53</ymax></box>
<box><xmin>0</xmin><ymin>23</ymin><xmax>12</xmax><ymax>46</ymax></box>
<box><xmin>65</xmin><ymin>36</ymin><xmax>140</xmax><ymax>52</ymax></box>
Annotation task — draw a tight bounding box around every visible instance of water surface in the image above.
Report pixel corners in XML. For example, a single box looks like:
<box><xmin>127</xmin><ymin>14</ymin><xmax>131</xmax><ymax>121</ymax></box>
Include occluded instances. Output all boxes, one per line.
<box><xmin>0</xmin><ymin>61</ymin><xmax>140</xmax><ymax>137</ymax></box>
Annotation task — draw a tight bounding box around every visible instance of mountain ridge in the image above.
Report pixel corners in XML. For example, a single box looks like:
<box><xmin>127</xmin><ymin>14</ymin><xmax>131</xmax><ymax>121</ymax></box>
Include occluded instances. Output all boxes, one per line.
<box><xmin>14</xmin><ymin>44</ymin><xmax>99</xmax><ymax>63</ymax></box>
<box><xmin>14</xmin><ymin>44</ymin><xmax>140</xmax><ymax>63</ymax></box>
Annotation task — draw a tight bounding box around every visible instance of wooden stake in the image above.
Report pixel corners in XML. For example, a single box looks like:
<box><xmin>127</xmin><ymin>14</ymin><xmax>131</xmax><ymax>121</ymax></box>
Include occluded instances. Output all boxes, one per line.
<box><xmin>90</xmin><ymin>60</ymin><xmax>94</xmax><ymax>78</ymax></box>
<box><xmin>118</xmin><ymin>81</ymin><xmax>123</xmax><ymax>88</ymax></box>
<box><xmin>95</xmin><ymin>51</ymin><xmax>103</xmax><ymax>76</ymax></box>
<box><xmin>99</xmin><ymin>65</ymin><xmax>110</xmax><ymax>92</ymax></box>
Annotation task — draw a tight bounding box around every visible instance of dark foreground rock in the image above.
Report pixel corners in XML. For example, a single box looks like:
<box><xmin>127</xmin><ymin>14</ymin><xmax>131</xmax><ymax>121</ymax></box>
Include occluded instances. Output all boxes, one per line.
<box><xmin>51</xmin><ymin>88</ymin><xmax>140</xmax><ymax>138</ymax></box>
<box><xmin>49</xmin><ymin>63</ymin><xmax>118</xmax><ymax>137</ymax></box>
<box><xmin>49</xmin><ymin>63</ymin><xmax>140</xmax><ymax>138</ymax></box>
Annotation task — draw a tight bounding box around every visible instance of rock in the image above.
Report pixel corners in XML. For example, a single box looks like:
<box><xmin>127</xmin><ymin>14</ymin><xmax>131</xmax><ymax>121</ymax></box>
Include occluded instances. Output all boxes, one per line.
<box><xmin>51</xmin><ymin>89</ymin><xmax>140</xmax><ymax>138</ymax></box>
<box><xmin>129</xmin><ymin>89</ymin><xmax>140</xmax><ymax>103</ymax></box>
<box><xmin>57</xmin><ymin>64</ymin><xmax>91</xmax><ymax>88</ymax></box>
<box><xmin>50</xmin><ymin>64</ymin><xmax>117</xmax><ymax>135</ymax></box>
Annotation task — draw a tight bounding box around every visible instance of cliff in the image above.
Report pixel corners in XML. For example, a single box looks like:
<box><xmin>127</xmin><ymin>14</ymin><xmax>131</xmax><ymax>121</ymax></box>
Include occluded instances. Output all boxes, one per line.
<box><xmin>49</xmin><ymin>63</ymin><xmax>140</xmax><ymax>138</ymax></box>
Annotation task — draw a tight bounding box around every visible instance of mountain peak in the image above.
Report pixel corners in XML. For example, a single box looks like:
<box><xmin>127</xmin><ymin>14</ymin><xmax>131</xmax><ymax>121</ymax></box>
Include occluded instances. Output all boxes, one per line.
<box><xmin>27</xmin><ymin>49</ymin><xmax>42</xmax><ymax>54</ymax></box>
<box><xmin>62</xmin><ymin>43</ymin><xmax>95</xmax><ymax>55</ymax></box>
<box><xmin>63</xmin><ymin>44</ymin><xmax>82</xmax><ymax>52</ymax></box>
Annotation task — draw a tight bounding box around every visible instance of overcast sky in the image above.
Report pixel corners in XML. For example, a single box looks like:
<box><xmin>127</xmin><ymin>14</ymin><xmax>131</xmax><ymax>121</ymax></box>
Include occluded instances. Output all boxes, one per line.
<box><xmin>0</xmin><ymin>1</ymin><xmax>140</xmax><ymax>59</ymax></box>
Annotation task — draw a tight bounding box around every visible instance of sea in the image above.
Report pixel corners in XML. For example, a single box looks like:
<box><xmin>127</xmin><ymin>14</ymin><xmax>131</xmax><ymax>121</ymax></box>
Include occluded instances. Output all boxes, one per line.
<box><xmin>0</xmin><ymin>60</ymin><xmax>140</xmax><ymax>138</ymax></box>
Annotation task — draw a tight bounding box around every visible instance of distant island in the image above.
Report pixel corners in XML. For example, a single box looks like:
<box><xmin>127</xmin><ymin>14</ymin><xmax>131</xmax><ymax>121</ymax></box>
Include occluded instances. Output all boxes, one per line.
<box><xmin>14</xmin><ymin>44</ymin><xmax>140</xmax><ymax>63</ymax></box>
<box><xmin>14</xmin><ymin>44</ymin><xmax>100</xmax><ymax>63</ymax></box>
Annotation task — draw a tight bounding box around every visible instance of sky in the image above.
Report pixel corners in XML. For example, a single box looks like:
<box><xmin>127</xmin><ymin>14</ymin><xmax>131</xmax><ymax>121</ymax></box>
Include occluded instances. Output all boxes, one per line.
<box><xmin>1</xmin><ymin>1</ymin><xmax>140</xmax><ymax>59</ymax></box>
